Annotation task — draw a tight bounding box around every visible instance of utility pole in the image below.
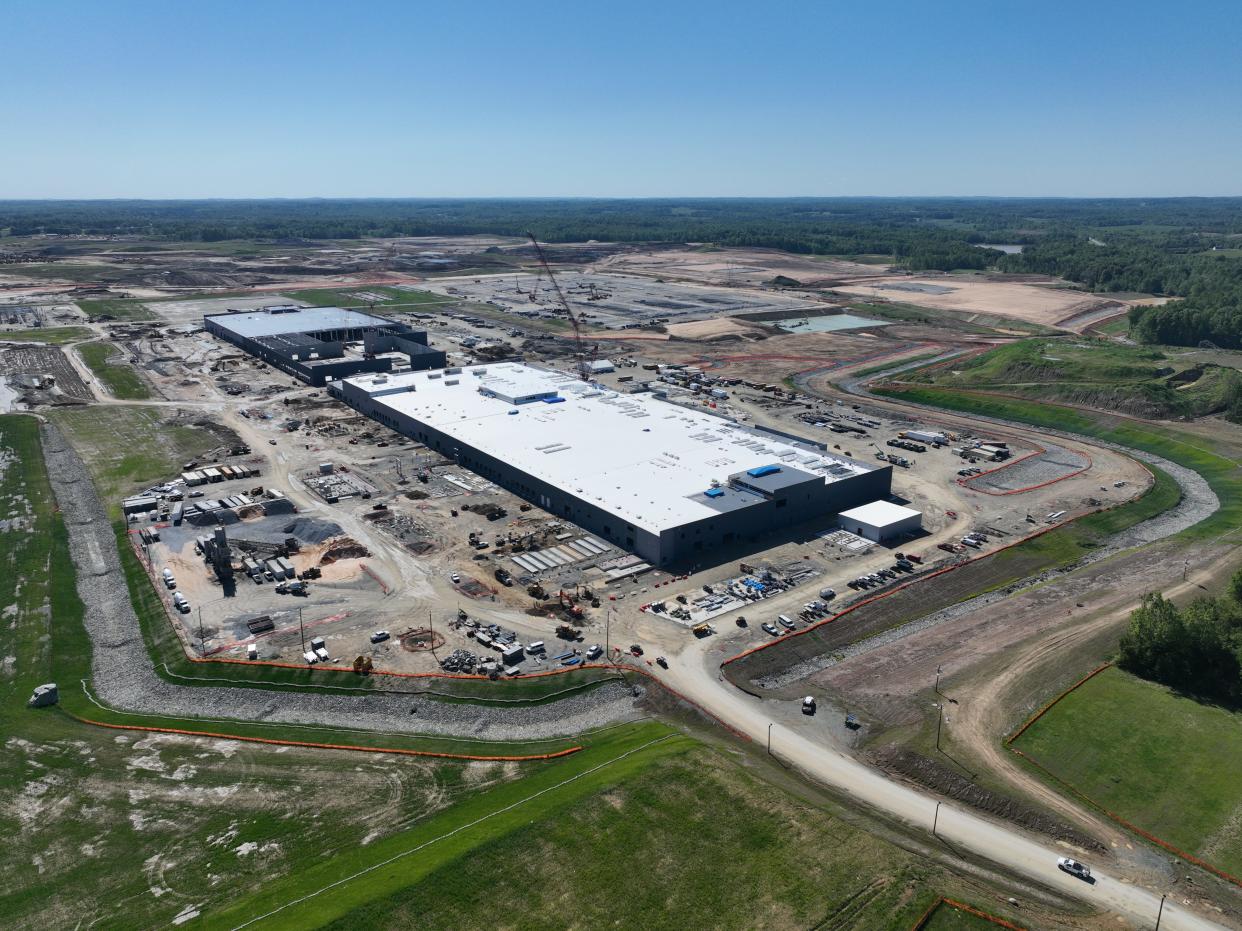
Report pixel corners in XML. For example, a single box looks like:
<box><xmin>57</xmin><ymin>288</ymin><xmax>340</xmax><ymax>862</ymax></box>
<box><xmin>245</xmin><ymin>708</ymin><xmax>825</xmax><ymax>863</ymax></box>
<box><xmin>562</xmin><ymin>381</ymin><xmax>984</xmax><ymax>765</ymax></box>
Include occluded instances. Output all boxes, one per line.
<box><xmin>298</xmin><ymin>606</ymin><xmax>306</xmax><ymax>654</ymax></box>
<box><xmin>197</xmin><ymin>605</ymin><xmax>205</xmax><ymax>656</ymax></box>
<box><xmin>933</xmin><ymin>801</ymin><xmax>942</xmax><ymax>836</ymax></box>
<box><xmin>934</xmin><ymin>663</ymin><xmax>942</xmax><ymax>695</ymax></box>
<box><xmin>767</xmin><ymin>723</ymin><xmax>773</xmax><ymax>755</ymax></box>
<box><xmin>606</xmin><ymin>605</ymin><xmax>612</xmax><ymax>660</ymax></box>
<box><xmin>936</xmin><ymin>703</ymin><xmax>944</xmax><ymax>751</ymax></box>
<box><xmin>1155</xmin><ymin>893</ymin><xmax>1167</xmax><ymax>930</ymax></box>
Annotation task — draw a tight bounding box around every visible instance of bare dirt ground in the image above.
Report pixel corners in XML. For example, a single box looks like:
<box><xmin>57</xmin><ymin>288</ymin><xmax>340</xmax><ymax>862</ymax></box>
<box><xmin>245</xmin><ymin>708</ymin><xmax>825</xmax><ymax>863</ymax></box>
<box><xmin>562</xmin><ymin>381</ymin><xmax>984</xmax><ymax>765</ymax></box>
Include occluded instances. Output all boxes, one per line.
<box><xmin>832</xmin><ymin>276</ymin><xmax>1119</xmax><ymax>328</ymax></box>
<box><xmin>662</xmin><ymin>317</ymin><xmax>773</xmax><ymax>340</ymax></box>
<box><xmin>596</xmin><ymin>247</ymin><xmax>891</xmax><ymax>288</ymax></box>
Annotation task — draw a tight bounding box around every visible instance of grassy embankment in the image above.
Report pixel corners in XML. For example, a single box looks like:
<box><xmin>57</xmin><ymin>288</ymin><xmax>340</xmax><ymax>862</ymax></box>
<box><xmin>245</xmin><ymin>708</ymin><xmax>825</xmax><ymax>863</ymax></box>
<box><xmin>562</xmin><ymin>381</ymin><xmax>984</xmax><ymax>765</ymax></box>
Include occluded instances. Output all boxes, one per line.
<box><xmin>0</xmin><ymin>325</ymin><xmax>94</xmax><ymax>344</ymax></box>
<box><xmin>77</xmin><ymin>342</ymin><xmax>151</xmax><ymax>399</ymax></box>
<box><xmin>1012</xmin><ymin>666</ymin><xmax>1242</xmax><ymax>878</ymax></box>
<box><xmin>900</xmin><ymin>338</ymin><xmax>1242</xmax><ymax>423</ymax></box>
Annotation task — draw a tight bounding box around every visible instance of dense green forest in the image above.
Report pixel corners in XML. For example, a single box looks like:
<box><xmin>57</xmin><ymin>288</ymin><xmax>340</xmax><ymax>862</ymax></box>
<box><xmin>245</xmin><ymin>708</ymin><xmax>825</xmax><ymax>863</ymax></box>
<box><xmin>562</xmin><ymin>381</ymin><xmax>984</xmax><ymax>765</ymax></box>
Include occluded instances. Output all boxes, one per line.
<box><xmin>1118</xmin><ymin>572</ymin><xmax>1242</xmax><ymax>707</ymax></box>
<box><xmin>2</xmin><ymin>198</ymin><xmax>1241</xmax><ymax>342</ymax></box>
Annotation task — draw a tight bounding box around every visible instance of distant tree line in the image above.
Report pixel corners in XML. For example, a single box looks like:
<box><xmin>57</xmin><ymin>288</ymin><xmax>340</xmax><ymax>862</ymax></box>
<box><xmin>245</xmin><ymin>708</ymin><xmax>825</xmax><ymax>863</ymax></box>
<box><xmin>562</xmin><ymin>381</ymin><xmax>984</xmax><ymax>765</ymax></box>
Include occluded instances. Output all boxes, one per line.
<box><xmin>1118</xmin><ymin>571</ymin><xmax>1242</xmax><ymax>707</ymax></box>
<box><xmin>4</xmin><ymin>197</ymin><xmax>1242</xmax><ymax>308</ymax></box>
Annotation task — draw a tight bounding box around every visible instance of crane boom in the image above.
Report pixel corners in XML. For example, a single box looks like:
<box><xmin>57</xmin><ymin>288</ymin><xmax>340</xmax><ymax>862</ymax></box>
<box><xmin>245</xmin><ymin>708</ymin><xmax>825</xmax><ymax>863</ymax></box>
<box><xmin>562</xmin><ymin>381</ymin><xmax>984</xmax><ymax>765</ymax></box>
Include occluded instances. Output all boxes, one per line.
<box><xmin>525</xmin><ymin>232</ymin><xmax>594</xmax><ymax>379</ymax></box>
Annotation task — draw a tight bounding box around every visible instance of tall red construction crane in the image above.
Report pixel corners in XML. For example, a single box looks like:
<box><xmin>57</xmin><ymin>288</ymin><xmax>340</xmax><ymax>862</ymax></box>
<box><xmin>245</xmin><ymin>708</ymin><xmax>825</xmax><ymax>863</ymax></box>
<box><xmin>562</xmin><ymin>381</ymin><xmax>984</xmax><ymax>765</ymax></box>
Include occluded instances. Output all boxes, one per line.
<box><xmin>525</xmin><ymin>231</ymin><xmax>597</xmax><ymax>380</ymax></box>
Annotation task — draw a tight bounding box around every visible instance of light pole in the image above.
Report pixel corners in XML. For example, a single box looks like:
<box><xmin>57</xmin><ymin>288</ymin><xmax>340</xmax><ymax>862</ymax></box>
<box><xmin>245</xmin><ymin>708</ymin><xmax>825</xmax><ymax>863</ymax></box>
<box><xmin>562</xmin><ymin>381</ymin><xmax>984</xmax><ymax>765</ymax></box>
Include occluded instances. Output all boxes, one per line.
<box><xmin>298</xmin><ymin>605</ymin><xmax>306</xmax><ymax>655</ymax></box>
<box><xmin>932</xmin><ymin>801</ymin><xmax>941</xmax><ymax>836</ymax></box>
<box><xmin>767</xmin><ymin>723</ymin><xmax>773</xmax><ymax>755</ymax></box>
<box><xmin>934</xmin><ymin>663</ymin><xmax>942</xmax><ymax>695</ymax></box>
<box><xmin>936</xmin><ymin>703</ymin><xmax>943</xmax><ymax>751</ymax></box>
<box><xmin>1155</xmin><ymin>893</ymin><xmax>1167</xmax><ymax>930</ymax></box>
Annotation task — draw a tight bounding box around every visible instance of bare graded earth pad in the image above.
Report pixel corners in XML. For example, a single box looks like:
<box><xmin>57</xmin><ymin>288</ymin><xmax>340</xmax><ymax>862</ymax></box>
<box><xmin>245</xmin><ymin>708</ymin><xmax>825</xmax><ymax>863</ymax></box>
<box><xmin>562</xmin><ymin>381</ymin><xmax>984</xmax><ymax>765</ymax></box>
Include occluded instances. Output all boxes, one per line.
<box><xmin>833</xmin><ymin>276</ymin><xmax>1114</xmax><ymax>328</ymax></box>
<box><xmin>598</xmin><ymin>246</ymin><xmax>892</xmax><ymax>288</ymax></box>
<box><xmin>663</xmin><ymin>316</ymin><xmax>772</xmax><ymax>340</ymax></box>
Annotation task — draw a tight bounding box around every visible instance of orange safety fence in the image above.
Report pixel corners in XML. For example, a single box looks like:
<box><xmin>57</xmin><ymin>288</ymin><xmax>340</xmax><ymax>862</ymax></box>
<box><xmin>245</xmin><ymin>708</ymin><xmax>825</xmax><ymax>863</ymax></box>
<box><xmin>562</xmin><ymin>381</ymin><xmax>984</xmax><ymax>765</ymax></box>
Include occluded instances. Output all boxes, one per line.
<box><xmin>1006</xmin><ymin>663</ymin><xmax>1242</xmax><ymax>889</ymax></box>
<box><xmin>68</xmin><ymin>713</ymin><xmax>584</xmax><ymax>762</ymax></box>
<box><xmin>910</xmin><ymin>897</ymin><xmax>1027</xmax><ymax>930</ymax></box>
<box><xmin>1005</xmin><ymin>662</ymin><xmax>1113</xmax><ymax>745</ymax></box>
<box><xmin>958</xmin><ymin>443</ymin><xmax>1093</xmax><ymax>497</ymax></box>
<box><xmin>1010</xmin><ymin>747</ymin><xmax>1242</xmax><ymax>889</ymax></box>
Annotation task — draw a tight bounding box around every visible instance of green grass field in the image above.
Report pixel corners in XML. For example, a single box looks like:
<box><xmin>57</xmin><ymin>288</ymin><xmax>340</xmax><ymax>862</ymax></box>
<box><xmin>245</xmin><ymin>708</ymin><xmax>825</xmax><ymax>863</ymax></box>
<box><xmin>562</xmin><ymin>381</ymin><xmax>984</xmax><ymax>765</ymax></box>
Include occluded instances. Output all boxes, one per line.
<box><xmin>873</xmin><ymin>386</ymin><xmax>1242</xmax><ymax>541</ymax></box>
<box><xmin>75</xmin><ymin>298</ymin><xmax>158</xmax><ymax>321</ymax></box>
<box><xmin>77</xmin><ymin>342</ymin><xmax>151</xmax><ymax>399</ymax></box>
<box><xmin>0</xmin><ymin>325</ymin><xmax>94</xmax><ymax>344</ymax></box>
<box><xmin>231</xmin><ymin>743</ymin><xmax>941</xmax><ymax>931</ymax></box>
<box><xmin>1013</xmin><ymin>667</ymin><xmax>1242</xmax><ymax>878</ymax></box>
<box><xmin>48</xmin><ymin>405</ymin><xmax>221</xmax><ymax>502</ymax></box>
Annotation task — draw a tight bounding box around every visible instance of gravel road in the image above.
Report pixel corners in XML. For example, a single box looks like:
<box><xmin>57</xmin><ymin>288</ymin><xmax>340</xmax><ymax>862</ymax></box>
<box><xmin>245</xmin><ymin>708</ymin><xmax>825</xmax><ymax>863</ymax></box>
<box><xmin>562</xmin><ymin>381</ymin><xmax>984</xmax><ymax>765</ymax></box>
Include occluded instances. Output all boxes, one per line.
<box><xmin>41</xmin><ymin>423</ymin><xmax>645</xmax><ymax>742</ymax></box>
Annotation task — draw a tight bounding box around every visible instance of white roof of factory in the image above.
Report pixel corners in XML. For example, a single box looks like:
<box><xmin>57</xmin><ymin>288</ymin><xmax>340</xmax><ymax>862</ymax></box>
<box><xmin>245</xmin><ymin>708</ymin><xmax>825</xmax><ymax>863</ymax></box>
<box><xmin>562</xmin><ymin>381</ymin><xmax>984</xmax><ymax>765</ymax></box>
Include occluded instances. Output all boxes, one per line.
<box><xmin>341</xmin><ymin>363</ymin><xmax>876</xmax><ymax>534</ymax></box>
<box><xmin>207</xmin><ymin>306</ymin><xmax>393</xmax><ymax>339</ymax></box>
<box><xmin>838</xmin><ymin>500</ymin><xmax>921</xmax><ymax>528</ymax></box>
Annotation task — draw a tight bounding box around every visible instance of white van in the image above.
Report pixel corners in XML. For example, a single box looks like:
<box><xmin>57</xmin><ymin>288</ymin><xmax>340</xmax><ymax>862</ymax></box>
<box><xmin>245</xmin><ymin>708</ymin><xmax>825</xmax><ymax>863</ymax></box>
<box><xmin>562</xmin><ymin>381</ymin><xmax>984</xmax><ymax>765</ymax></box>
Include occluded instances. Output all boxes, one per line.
<box><xmin>777</xmin><ymin>615</ymin><xmax>796</xmax><ymax>630</ymax></box>
<box><xmin>526</xmin><ymin>640</ymin><xmax>545</xmax><ymax>654</ymax></box>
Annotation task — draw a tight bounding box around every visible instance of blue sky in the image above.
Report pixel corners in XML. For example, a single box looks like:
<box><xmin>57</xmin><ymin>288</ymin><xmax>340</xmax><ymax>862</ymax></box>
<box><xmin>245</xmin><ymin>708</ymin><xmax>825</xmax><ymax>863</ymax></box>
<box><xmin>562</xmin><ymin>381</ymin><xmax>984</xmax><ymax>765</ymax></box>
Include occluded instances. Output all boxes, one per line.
<box><xmin>2</xmin><ymin>0</ymin><xmax>1239</xmax><ymax>198</ymax></box>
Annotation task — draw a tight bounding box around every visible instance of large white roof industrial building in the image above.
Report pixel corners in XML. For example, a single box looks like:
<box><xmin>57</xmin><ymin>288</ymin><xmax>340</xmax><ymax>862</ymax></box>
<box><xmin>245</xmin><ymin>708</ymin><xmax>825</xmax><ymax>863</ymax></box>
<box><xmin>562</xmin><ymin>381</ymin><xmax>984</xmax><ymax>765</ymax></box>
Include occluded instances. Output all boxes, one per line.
<box><xmin>334</xmin><ymin>363</ymin><xmax>892</xmax><ymax>565</ymax></box>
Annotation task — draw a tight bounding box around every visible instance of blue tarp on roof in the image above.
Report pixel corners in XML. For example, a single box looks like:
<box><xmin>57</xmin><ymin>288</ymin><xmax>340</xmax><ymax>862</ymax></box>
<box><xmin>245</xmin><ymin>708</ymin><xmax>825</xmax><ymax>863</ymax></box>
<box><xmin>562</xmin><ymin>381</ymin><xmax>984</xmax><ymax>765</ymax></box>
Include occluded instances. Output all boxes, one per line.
<box><xmin>542</xmin><ymin>396</ymin><xmax>565</xmax><ymax>404</ymax></box>
<box><xmin>746</xmin><ymin>464</ymin><xmax>781</xmax><ymax>477</ymax></box>
<box><xmin>704</xmin><ymin>487</ymin><xmax>725</xmax><ymax>498</ymax></box>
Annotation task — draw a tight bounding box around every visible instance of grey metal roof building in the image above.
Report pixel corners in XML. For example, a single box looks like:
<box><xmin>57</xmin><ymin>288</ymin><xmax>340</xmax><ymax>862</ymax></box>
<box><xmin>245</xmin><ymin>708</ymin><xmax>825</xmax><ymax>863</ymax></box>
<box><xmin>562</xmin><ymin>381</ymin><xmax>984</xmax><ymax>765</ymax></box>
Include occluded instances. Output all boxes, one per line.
<box><xmin>204</xmin><ymin>306</ymin><xmax>446</xmax><ymax>386</ymax></box>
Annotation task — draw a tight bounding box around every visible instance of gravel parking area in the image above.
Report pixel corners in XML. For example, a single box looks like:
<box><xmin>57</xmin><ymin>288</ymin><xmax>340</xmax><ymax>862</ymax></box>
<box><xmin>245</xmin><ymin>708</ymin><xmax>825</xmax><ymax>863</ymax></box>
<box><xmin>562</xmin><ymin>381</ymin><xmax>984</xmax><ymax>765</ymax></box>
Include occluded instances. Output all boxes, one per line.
<box><xmin>964</xmin><ymin>442</ymin><xmax>1089</xmax><ymax>494</ymax></box>
<box><xmin>42</xmin><ymin>422</ymin><xmax>645</xmax><ymax>741</ymax></box>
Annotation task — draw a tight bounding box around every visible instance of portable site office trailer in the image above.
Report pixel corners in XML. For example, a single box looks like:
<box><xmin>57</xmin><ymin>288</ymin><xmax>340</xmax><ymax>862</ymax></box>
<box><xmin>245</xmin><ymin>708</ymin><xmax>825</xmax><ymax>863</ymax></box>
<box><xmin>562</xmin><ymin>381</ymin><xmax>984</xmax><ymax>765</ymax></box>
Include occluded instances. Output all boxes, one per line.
<box><xmin>181</xmin><ymin>471</ymin><xmax>207</xmax><ymax>486</ymax></box>
<box><xmin>170</xmin><ymin>502</ymin><xmax>184</xmax><ymax>526</ymax></box>
<box><xmin>275</xmin><ymin>557</ymin><xmax>295</xmax><ymax>579</ymax></box>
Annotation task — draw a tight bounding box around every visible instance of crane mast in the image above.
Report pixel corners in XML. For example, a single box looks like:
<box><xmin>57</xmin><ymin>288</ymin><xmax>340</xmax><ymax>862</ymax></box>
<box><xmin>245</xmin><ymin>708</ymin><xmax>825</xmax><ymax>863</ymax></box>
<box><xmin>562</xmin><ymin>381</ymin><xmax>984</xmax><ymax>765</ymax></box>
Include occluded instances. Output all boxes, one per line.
<box><xmin>525</xmin><ymin>232</ymin><xmax>595</xmax><ymax>380</ymax></box>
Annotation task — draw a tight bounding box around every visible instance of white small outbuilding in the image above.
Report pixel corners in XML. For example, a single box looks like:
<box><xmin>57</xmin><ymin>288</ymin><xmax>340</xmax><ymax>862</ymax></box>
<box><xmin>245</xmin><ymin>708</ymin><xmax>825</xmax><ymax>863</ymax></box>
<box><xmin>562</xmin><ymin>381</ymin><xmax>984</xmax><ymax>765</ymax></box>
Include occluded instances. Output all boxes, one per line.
<box><xmin>838</xmin><ymin>500</ymin><xmax>922</xmax><ymax>543</ymax></box>
<box><xmin>587</xmin><ymin>359</ymin><xmax>615</xmax><ymax>374</ymax></box>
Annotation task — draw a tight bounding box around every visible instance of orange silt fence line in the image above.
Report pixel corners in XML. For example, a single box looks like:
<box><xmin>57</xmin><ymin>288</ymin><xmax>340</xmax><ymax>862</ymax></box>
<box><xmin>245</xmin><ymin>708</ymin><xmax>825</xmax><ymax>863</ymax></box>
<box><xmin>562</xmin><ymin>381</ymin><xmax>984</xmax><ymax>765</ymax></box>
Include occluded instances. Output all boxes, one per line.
<box><xmin>69</xmin><ymin>714</ymin><xmax>583</xmax><ymax>762</ymax></box>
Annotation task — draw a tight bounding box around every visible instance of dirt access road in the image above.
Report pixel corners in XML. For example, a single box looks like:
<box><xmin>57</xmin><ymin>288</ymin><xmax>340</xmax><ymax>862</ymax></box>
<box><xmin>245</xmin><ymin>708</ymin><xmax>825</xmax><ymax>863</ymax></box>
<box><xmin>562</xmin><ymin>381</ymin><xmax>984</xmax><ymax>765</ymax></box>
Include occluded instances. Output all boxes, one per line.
<box><xmin>658</xmin><ymin>654</ymin><xmax>1224</xmax><ymax>931</ymax></box>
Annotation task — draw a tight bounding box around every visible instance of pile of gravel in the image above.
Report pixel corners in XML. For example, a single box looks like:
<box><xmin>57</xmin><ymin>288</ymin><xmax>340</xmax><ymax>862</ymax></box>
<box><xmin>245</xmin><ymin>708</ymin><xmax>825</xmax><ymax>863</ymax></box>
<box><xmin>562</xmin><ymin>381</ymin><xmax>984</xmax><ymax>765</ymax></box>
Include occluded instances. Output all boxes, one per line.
<box><xmin>40</xmin><ymin>423</ymin><xmax>644</xmax><ymax>742</ymax></box>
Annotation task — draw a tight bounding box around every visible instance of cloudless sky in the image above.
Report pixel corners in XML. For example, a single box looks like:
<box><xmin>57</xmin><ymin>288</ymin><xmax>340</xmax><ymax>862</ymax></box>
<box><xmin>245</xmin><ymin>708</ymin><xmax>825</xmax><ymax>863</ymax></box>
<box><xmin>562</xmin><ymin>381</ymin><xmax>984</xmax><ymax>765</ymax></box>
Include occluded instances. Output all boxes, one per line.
<box><xmin>2</xmin><ymin>0</ymin><xmax>1240</xmax><ymax>198</ymax></box>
